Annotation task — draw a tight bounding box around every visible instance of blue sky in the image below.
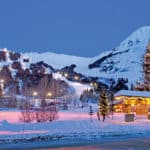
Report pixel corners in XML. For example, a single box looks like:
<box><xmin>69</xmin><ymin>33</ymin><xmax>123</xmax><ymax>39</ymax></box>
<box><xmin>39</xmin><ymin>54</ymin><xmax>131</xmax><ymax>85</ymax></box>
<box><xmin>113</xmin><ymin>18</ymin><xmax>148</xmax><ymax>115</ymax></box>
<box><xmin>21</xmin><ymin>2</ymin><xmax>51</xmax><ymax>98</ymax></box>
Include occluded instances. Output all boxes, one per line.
<box><xmin>0</xmin><ymin>0</ymin><xmax>150</xmax><ymax>57</ymax></box>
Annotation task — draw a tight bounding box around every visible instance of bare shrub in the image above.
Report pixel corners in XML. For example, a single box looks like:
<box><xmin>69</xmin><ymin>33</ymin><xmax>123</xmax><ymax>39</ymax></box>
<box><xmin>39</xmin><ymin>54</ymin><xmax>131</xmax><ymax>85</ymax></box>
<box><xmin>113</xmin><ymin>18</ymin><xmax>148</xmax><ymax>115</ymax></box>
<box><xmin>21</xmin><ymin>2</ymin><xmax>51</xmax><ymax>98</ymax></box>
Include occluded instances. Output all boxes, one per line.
<box><xmin>19</xmin><ymin>101</ymin><xmax>34</xmax><ymax>123</ymax></box>
<box><xmin>35</xmin><ymin>103</ymin><xmax>58</xmax><ymax>122</ymax></box>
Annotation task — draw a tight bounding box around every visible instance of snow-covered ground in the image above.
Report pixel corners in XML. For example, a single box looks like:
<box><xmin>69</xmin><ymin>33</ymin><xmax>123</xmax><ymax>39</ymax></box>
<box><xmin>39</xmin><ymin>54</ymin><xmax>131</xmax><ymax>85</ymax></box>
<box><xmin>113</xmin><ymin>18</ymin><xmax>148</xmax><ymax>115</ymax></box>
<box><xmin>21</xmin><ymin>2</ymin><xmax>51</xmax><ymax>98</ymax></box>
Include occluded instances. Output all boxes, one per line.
<box><xmin>0</xmin><ymin>105</ymin><xmax>150</xmax><ymax>144</ymax></box>
<box><xmin>53</xmin><ymin>72</ymin><xmax>92</xmax><ymax>97</ymax></box>
<box><xmin>1</xmin><ymin>26</ymin><xmax>150</xmax><ymax>146</ymax></box>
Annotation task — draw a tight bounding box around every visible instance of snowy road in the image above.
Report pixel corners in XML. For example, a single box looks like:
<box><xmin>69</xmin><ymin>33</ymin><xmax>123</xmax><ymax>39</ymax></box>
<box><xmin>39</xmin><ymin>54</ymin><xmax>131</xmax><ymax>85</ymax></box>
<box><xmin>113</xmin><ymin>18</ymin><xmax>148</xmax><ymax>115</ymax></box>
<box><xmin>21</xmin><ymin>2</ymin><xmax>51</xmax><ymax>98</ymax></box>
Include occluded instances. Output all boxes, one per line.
<box><xmin>0</xmin><ymin>135</ymin><xmax>150</xmax><ymax>150</ymax></box>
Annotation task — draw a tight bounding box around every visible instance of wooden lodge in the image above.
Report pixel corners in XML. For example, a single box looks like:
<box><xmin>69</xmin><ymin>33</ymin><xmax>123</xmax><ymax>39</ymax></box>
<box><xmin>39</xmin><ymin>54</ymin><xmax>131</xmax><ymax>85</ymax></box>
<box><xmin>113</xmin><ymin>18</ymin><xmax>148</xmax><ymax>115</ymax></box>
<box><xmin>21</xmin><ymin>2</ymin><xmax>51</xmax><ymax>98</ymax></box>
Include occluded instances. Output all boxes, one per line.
<box><xmin>114</xmin><ymin>90</ymin><xmax>150</xmax><ymax>115</ymax></box>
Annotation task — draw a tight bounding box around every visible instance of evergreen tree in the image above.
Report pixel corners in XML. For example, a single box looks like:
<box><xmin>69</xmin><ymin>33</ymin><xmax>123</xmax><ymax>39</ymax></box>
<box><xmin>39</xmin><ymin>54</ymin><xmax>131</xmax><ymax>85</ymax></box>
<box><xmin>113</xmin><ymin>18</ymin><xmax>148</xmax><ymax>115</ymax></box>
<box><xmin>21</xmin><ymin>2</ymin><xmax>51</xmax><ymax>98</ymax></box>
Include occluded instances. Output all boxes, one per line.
<box><xmin>99</xmin><ymin>91</ymin><xmax>108</xmax><ymax>121</ymax></box>
<box><xmin>88</xmin><ymin>105</ymin><xmax>93</xmax><ymax>122</ymax></box>
<box><xmin>109</xmin><ymin>79</ymin><xmax>115</xmax><ymax>119</ymax></box>
<box><xmin>135</xmin><ymin>43</ymin><xmax>150</xmax><ymax>91</ymax></box>
<box><xmin>109</xmin><ymin>92</ymin><xmax>114</xmax><ymax>119</ymax></box>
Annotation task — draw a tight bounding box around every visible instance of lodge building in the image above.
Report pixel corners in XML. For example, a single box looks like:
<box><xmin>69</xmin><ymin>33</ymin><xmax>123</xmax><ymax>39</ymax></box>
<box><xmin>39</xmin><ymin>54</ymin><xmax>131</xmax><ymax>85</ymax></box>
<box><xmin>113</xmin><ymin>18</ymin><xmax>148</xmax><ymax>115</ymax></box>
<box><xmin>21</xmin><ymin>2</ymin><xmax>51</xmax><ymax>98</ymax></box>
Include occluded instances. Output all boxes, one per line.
<box><xmin>114</xmin><ymin>90</ymin><xmax>150</xmax><ymax>115</ymax></box>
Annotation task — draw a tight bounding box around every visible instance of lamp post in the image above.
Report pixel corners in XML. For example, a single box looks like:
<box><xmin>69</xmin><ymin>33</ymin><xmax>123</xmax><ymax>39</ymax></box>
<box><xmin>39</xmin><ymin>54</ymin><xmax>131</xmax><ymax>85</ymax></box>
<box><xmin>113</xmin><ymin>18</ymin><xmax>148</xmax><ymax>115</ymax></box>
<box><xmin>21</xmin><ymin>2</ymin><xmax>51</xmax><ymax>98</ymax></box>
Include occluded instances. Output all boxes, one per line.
<box><xmin>32</xmin><ymin>91</ymin><xmax>38</xmax><ymax>107</ymax></box>
<box><xmin>0</xmin><ymin>79</ymin><xmax>4</xmax><ymax>96</ymax></box>
<box><xmin>47</xmin><ymin>92</ymin><xmax>52</xmax><ymax>104</ymax></box>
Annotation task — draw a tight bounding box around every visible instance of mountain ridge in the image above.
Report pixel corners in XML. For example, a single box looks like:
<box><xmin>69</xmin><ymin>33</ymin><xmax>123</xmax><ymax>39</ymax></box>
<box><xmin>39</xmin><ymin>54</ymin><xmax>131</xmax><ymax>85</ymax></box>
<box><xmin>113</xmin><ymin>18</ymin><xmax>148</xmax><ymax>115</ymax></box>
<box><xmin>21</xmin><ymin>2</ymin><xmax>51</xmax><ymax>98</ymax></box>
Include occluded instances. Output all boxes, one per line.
<box><xmin>0</xmin><ymin>26</ymin><xmax>150</xmax><ymax>87</ymax></box>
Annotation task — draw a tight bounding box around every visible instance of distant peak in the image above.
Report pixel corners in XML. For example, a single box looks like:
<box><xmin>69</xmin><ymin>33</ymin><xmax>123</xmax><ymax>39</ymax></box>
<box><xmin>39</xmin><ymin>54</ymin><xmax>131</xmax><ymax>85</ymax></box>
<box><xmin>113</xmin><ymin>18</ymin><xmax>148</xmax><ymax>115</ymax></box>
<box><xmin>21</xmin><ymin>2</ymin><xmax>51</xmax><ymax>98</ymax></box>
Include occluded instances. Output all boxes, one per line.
<box><xmin>120</xmin><ymin>26</ymin><xmax>150</xmax><ymax>46</ymax></box>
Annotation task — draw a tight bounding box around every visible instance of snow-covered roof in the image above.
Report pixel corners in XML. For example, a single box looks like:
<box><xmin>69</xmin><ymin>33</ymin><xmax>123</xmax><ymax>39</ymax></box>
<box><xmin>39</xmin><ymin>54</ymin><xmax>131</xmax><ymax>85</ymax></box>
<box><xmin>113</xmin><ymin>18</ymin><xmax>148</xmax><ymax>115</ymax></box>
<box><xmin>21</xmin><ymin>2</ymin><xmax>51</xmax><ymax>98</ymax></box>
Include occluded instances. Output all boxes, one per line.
<box><xmin>109</xmin><ymin>99</ymin><xmax>123</xmax><ymax>105</ymax></box>
<box><xmin>115</xmin><ymin>90</ymin><xmax>150</xmax><ymax>98</ymax></box>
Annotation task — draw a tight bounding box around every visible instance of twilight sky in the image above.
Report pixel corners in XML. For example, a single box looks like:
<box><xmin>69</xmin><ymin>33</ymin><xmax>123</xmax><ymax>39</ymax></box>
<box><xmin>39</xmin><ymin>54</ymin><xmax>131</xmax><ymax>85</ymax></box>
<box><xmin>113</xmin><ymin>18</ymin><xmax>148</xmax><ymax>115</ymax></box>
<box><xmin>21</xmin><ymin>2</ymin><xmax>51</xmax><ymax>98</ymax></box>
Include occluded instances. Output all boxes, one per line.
<box><xmin>0</xmin><ymin>0</ymin><xmax>150</xmax><ymax>57</ymax></box>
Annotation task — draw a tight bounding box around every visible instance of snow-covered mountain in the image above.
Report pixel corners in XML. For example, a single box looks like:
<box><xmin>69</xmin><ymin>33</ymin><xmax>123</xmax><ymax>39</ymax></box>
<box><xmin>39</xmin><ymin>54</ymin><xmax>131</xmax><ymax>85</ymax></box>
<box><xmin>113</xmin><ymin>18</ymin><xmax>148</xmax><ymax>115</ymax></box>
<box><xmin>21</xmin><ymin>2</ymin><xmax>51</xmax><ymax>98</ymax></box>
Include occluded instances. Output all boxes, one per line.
<box><xmin>1</xmin><ymin>26</ymin><xmax>150</xmax><ymax>87</ymax></box>
<box><xmin>22</xmin><ymin>26</ymin><xmax>150</xmax><ymax>85</ymax></box>
<box><xmin>88</xmin><ymin>26</ymin><xmax>150</xmax><ymax>85</ymax></box>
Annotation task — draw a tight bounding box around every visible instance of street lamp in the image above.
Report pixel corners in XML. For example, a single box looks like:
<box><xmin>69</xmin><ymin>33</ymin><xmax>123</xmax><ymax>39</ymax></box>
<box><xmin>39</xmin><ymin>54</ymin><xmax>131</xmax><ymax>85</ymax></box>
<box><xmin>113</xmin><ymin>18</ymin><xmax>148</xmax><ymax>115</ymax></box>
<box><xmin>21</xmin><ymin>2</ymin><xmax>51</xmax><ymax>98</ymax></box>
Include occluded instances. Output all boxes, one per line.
<box><xmin>47</xmin><ymin>92</ymin><xmax>52</xmax><ymax>104</ymax></box>
<box><xmin>74</xmin><ymin>76</ymin><xmax>79</xmax><ymax>80</ymax></box>
<box><xmin>94</xmin><ymin>83</ymin><xmax>98</xmax><ymax>89</ymax></box>
<box><xmin>64</xmin><ymin>73</ymin><xmax>68</xmax><ymax>77</ymax></box>
<box><xmin>47</xmin><ymin>92</ymin><xmax>52</xmax><ymax>97</ymax></box>
<box><xmin>33</xmin><ymin>91</ymin><xmax>38</xmax><ymax>96</ymax></box>
<box><xmin>0</xmin><ymin>79</ymin><xmax>4</xmax><ymax>96</ymax></box>
<box><xmin>90</xmin><ymin>82</ymin><xmax>93</xmax><ymax>87</ymax></box>
<box><xmin>0</xmin><ymin>79</ymin><xmax>4</xmax><ymax>83</ymax></box>
<box><xmin>32</xmin><ymin>91</ymin><xmax>38</xmax><ymax>107</ymax></box>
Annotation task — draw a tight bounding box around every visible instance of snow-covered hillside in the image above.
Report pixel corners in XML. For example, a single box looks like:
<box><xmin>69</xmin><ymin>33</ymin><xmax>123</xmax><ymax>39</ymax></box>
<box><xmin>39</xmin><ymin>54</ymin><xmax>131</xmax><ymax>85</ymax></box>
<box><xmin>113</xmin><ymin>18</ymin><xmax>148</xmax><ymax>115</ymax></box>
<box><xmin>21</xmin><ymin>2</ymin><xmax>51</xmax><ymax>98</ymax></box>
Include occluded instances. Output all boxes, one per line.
<box><xmin>1</xmin><ymin>26</ymin><xmax>150</xmax><ymax>86</ymax></box>
<box><xmin>21</xmin><ymin>26</ymin><xmax>150</xmax><ymax>85</ymax></box>
<box><xmin>88</xmin><ymin>26</ymin><xmax>150</xmax><ymax>84</ymax></box>
<box><xmin>23</xmin><ymin>52</ymin><xmax>93</xmax><ymax>70</ymax></box>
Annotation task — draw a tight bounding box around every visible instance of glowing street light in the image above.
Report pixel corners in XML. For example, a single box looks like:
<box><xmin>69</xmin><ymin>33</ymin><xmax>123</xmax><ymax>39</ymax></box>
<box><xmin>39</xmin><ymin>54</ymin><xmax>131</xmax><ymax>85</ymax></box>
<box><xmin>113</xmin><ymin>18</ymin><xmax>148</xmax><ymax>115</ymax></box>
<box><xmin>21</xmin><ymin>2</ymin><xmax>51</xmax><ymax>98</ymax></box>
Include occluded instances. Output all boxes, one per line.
<box><xmin>64</xmin><ymin>73</ymin><xmax>68</xmax><ymax>77</ymax></box>
<box><xmin>33</xmin><ymin>91</ymin><xmax>38</xmax><ymax>96</ymax></box>
<box><xmin>90</xmin><ymin>82</ymin><xmax>98</xmax><ymax>89</ymax></box>
<box><xmin>47</xmin><ymin>92</ymin><xmax>52</xmax><ymax>97</ymax></box>
<box><xmin>94</xmin><ymin>83</ymin><xmax>98</xmax><ymax>88</ymax></box>
<box><xmin>90</xmin><ymin>82</ymin><xmax>93</xmax><ymax>86</ymax></box>
<box><xmin>0</xmin><ymin>79</ymin><xmax>4</xmax><ymax>83</ymax></box>
<box><xmin>74</xmin><ymin>76</ymin><xmax>79</xmax><ymax>80</ymax></box>
<box><xmin>32</xmin><ymin>91</ymin><xmax>38</xmax><ymax>107</ymax></box>
<box><xmin>0</xmin><ymin>79</ymin><xmax>4</xmax><ymax>95</ymax></box>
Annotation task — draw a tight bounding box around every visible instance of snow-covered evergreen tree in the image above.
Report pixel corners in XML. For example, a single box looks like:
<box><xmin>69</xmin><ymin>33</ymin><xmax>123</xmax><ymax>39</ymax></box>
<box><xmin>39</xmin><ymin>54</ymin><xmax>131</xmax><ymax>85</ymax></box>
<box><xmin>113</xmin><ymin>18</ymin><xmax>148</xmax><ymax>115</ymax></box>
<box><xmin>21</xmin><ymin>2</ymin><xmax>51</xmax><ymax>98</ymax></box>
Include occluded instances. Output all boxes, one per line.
<box><xmin>135</xmin><ymin>42</ymin><xmax>150</xmax><ymax>91</ymax></box>
<box><xmin>99</xmin><ymin>91</ymin><xmax>108</xmax><ymax>121</ymax></box>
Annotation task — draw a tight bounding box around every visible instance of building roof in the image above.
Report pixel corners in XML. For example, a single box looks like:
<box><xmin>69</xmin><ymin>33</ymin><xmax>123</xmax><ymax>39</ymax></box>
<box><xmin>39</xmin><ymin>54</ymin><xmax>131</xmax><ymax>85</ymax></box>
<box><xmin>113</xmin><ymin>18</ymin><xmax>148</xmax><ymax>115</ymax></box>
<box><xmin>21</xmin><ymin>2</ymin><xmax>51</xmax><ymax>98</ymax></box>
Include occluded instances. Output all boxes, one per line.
<box><xmin>114</xmin><ymin>90</ymin><xmax>150</xmax><ymax>98</ymax></box>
